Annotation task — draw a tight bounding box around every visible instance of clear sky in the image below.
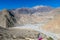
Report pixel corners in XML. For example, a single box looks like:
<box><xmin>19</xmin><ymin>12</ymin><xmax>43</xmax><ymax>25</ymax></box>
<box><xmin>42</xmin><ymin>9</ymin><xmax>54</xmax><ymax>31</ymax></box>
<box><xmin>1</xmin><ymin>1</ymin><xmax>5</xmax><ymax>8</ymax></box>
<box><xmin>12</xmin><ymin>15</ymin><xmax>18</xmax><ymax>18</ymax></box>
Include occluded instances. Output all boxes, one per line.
<box><xmin>0</xmin><ymin>0</ymin><xmax>60</xmax><ymax>10</ymax></box>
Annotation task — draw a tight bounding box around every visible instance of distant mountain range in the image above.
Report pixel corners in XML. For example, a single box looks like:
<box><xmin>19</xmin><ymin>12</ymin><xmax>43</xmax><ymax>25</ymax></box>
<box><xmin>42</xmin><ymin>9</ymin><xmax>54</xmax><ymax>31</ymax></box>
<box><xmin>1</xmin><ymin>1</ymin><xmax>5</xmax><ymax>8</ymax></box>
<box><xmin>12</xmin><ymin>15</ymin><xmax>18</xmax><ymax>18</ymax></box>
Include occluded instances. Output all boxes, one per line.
<box><xmin>10</xmin><ymin>6</ymin><xmax>53</xmax><ymax>14</ymax></box>
<box><xmin>0</xmin><ymin>6</ymin><xmax>60</xmax><ymax>27</ymax></box>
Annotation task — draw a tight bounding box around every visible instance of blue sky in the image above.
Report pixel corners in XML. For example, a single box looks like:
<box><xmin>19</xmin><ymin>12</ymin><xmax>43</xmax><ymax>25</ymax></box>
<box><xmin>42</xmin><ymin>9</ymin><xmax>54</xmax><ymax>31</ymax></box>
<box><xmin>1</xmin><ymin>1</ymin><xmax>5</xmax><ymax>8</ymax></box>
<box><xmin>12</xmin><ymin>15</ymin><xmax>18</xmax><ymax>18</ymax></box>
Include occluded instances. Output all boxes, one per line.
<box><xmin>0</xmin><ymin>0</ymin><xmax>60</xmax><ymax>10</ymax></box>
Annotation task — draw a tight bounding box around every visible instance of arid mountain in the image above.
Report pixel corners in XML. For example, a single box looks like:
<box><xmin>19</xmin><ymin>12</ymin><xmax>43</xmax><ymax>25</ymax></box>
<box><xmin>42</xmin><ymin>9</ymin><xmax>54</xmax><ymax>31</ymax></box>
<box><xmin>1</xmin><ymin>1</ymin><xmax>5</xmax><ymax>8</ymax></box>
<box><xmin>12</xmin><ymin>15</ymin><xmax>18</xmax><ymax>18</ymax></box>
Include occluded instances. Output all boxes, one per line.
<box><xmin>12</xmin><ymin>6</ymin><xmax>52</xmax><ymax>14</ymax></box>
<box><xmin>9</xmin><ymin>6</ymin><xmax>53</xmax><ymax>26</ymax></box>
<box><xmin>0</xmin><ymin>6</ymin><xmax>60</xmax><ymax>40</ymax></box>
<box><xmin>41</xmin><ymin>8</ymin><xmax>60</xmax><ymax>34</ymax></box>
<box><xmin>0</xmin><ymin>6</ymin><xmax>53</xmax><ymax>27</ymax></box>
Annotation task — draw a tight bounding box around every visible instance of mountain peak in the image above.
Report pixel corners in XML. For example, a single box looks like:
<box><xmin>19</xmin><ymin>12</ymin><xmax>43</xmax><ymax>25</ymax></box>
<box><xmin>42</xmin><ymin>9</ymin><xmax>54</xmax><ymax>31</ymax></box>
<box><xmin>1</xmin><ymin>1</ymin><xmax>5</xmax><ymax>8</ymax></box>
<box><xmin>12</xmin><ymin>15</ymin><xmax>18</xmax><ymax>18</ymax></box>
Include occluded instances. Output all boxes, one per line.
<box><xmin>32</xmin><ymin>5</ymin><xmax>52</xmax><ymax>12</ymax></box>
<box><xmin>33</xmin><ymin>5</ymin><xmax>48</xmax><ymax>9</ymax></box>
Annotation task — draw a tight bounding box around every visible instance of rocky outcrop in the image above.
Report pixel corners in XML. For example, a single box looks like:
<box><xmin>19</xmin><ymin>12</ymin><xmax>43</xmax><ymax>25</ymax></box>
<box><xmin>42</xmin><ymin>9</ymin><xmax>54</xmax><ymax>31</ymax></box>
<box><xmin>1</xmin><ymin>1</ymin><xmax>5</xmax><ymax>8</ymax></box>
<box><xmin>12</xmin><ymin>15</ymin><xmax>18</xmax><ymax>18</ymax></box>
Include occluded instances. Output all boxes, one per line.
<box><xmin>0</xmin><ymin>9</ymin><xmax>16</xmax><ymax>28</ymax></box>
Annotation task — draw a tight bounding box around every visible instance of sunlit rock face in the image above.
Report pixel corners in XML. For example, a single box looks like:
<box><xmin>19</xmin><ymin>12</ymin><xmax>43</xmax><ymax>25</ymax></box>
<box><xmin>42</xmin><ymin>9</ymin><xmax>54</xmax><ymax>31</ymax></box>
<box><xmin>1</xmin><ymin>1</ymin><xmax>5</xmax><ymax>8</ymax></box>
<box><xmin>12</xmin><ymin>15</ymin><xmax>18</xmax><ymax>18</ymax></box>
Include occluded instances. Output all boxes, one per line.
<box><xmin>41</xmin><ymin>8</ymin><xmax>60</xmax><ymax>34</ymax></box>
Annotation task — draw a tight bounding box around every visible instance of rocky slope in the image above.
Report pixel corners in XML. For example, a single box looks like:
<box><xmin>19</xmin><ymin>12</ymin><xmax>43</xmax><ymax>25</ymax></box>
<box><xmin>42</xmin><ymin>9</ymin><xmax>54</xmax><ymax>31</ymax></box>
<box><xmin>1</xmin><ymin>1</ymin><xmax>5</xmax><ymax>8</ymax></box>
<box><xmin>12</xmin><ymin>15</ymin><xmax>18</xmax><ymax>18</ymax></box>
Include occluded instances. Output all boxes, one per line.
<box><xmin>0</xmin><ymin>6</ymin><xmax>60</xmax><ymax>40</ymax></box>
<box><xmin>41</xmin><ymin>8</ymin><xmax>60</xmax><ymax>34</ymax></box>
<box><xmin>0</xmin><ymin>26</ymin><xmax>12</xmax><ymax>40</ymax></box>
<box><xmin>0</xmin><ymin>26</ymin><xmax>53</xmax><ymax>40</ymax></box>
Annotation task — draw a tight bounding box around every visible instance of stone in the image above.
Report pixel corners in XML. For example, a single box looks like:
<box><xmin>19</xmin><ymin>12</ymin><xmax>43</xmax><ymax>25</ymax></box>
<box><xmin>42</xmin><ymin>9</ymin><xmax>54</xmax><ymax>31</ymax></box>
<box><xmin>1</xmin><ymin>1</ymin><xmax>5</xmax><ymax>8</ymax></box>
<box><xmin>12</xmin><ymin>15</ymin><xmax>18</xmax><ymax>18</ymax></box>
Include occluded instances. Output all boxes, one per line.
<box><xmin>0</xmin><ymin>26</ymin><xmax>12</xmax><ymax>40</ymax></box>
<box><xmin>8</xmin><ymin>28</ymin><xmax>40</xmax><ymax>39</ymax></box>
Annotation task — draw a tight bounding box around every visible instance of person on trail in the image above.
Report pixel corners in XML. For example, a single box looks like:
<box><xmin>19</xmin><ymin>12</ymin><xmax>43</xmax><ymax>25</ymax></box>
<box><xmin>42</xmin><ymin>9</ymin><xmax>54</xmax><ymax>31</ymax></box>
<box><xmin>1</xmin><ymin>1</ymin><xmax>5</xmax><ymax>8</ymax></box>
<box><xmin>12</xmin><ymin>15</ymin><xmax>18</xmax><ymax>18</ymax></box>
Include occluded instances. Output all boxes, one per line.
<box><xmin>38</xmin><ymin>34</ymin><xmax>43</xmax><ymax>40</ymax></box>
<box><xmin>38</xmin><ymin>37</ymin><xmax>43</xmax><ymax>40</ymax></box>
